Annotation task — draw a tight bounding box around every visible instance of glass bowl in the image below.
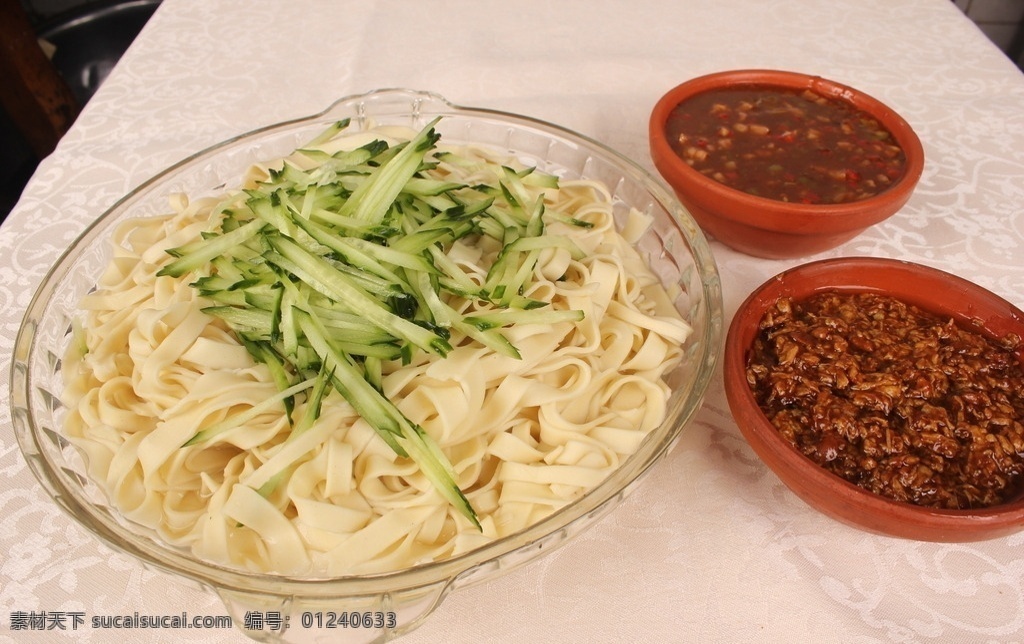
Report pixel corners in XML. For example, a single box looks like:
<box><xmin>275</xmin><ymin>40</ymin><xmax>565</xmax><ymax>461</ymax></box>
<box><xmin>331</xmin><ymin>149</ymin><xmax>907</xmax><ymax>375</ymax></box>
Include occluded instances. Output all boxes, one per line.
<box><xmin>10</xmin><ymin>88</ymin><xmax>723</xmax><ymax>642</ymax></box>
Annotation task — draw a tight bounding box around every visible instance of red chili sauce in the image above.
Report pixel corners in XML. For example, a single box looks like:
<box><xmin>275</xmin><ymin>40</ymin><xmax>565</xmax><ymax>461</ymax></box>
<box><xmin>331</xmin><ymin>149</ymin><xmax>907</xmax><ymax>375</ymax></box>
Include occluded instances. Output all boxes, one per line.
<box><xmin>665</xmin><ymin>86</ymin><xmax>907</xmax><ymax>204</ymax></box>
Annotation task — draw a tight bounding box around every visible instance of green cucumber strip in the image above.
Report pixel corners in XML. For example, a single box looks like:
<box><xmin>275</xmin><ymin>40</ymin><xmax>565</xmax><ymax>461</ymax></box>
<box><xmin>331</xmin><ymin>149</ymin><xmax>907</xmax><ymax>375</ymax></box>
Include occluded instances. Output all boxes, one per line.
<box><xmin>518</xmin><ymin>165</ymin><xmax>560</xmax><ymax>189</ymax></box>
<box><xmin>292</xmin><ymin>216</ymin><xmax>416</xmax><ymax>285</ymax></box>
<box><xmin>254</xmin><ymin>363</ymin><xmax>333</xmax><ymax>498</ymax></box>
<box><xmin>410</xmin><ymin>270</ymin><xmax>453</xmax><ymax>327</ymax></box>
<box><xmin>363</xmin><ymin>355</ymin><xmax>383</xmax><ymax>390</ymax></box>
<box><xmin>203</xmin><ymin>306</ymin><xmax>275</xmax><ymax>333</ymax></box>
<box><xmin>264</xmin><ymin>236</ymin><xmax>451</xmax><ymax>356</ymax></box>
<box><xmin>278</xmin><ymin>274</ymin><xmax>302</xmax><ymax>357</ymax></box>
<box><xmin>309</xmin><ymin>207</ymin><xmax>396</xmax><ymax>237</ymax></box>
<box><xmin>182</xmin><ymin>377</ymin><xmax>316</xmax><ymax>447</ymax></box>
<box><xmin>449</xmin><ymin>312</ymin><xmax>521</xmax><ymax>359</ymax></box>
<box><xmin>197</xmin><ymin>288</ymin><xmax>248</xmax><ymax>307</ymax></box>
<box><xmin>446</xmin><ymin>191</ymin><xmax>495</xmax><ymax>220</ymax></box>
<box><xmin>505</xmin><ymin>234</ymin><xmax>586</xmax><ymax>258</ymax></box>
<box><xmin>303</xmin><ymin>118</ymin><xmax>352</xmax><ymax>147</ymax></box>
<box><xmin>403</xmin><ymin>177</ymin><xmax>466</xmax><ymax>197</ymax></box>
<box><xmin>400</xmin><ymin>422</ymin><xmax>481</xmax><ymax>530</ymax></box>
<box><xmin>344</xmin><ymin>237</ymin><xmax>439</xmax><ymax>276</ymax></box>
<box><xmin>241</xmin><ymin>338</ymin><xmax>297</xmax><ymax>421</ymax></box>
<box><xmin>337</xmin><ymin>117</ymin><xmax>442</xmax><ymax>224</ymax></box>
<box><xmin>289</xmin><ymin>361</ymin><xmax>332</xmax><ymax>439</ymax></box>
<box><xmin>247</xmin><ymin>191</ymin><xmax>300</xmax><ymax>238</ymax></box>
<box><xmin>294</xmin><ymin>308</ymin><xmax>478</xmax><ymax>527</ymax></box>
<box><xmin>427</xmin><ymin>247</ymin><xmax>483</xmax><ymax>298</ymax></box>
<box><xmin>158</xmin><ymin>218</ymin><xmax>266</xmax><ymax>278</ymax></box>
<box><xmin>296</xmin><ymin>142</ymin><xmax>379</xmax><ymax>171</ymax></box>
<box><xmin>324</xmin><ymin>336</ymin><xmax>404</xmax><ymax>360</ymax></box>
<box><xmin>503</xmin><ymin>249</ymin><xmax>542</xmax><ymax>307</ymax></box>
<box><xmin>463</xmin><ymin>307</ymin><xmax>585</xmax><ymax>331</ymax></box>
<box><xmin>293</xmin><ymin>308</ymin><xmax>405</xmax><ymax>454</ymax></box>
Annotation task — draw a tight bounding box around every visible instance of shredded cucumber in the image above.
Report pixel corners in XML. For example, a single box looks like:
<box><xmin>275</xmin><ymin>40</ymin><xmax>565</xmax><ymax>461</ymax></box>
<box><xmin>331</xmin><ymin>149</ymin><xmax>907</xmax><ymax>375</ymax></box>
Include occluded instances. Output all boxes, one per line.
<box><xmin>168</xmin><ymin>117</ymin><xmax>590</xmax><ymax>527</ymax></box>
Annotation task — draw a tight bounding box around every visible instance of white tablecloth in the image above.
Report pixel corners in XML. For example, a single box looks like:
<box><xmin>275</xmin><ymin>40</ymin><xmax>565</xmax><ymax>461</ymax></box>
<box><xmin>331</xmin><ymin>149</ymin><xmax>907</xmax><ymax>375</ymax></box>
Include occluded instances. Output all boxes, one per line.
<box><xmin>3</xmin><ymin>1</ymin><xmax>1024</xmax><ymax>642</ymax></box>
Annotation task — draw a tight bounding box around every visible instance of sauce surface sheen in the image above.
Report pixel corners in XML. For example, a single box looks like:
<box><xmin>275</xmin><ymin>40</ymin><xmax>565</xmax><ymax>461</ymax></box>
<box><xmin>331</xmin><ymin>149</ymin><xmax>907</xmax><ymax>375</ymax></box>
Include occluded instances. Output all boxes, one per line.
<box><xmin>666</xmin><ymin>86</ymin><xmax>907</xmax><ymax>204</ymax></box>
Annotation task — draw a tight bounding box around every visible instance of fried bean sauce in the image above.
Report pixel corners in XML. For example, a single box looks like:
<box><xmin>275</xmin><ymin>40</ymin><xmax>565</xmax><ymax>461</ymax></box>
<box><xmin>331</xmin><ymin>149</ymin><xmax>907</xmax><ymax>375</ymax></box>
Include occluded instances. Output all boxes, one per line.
<box><xmin>746</xmin><ymin>292</ymin><xmax>1024</xmax><ymax>509</ymax></box>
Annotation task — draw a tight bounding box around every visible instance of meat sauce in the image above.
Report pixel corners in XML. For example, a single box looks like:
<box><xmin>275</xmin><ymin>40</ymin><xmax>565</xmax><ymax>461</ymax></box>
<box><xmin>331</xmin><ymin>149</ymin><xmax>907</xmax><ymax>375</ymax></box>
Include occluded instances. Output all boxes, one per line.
<box><xmin>746</xmin><ymin>292</ymin><xmax>1024</xmax><ymax>509</ymax></box>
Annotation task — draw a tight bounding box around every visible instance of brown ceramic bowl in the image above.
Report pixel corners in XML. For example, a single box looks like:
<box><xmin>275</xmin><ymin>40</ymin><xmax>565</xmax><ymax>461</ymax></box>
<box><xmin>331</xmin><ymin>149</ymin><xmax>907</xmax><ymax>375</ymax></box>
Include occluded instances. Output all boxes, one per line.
<box><xmin>723</xmin><ymin>257</ymin><xmax>1024</xmax><ymax>541</ymax></box>
<box><xmin>649</xmin><ymin>70</ymin><xmax>925</xmax><ymax>259</ymax></box>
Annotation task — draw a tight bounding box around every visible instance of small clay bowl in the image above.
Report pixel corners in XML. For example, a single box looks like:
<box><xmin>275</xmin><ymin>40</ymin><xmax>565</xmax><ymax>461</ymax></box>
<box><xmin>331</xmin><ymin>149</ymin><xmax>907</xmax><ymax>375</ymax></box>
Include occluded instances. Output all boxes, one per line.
<box><xmin>723</xmin><ymin>257</ymin><xmax>1024</xmax><ymax>541</ymax></box>
<box><xmin>649</xmin><ymin>69</ymin><xmax>924</xmax><ymax>259</ymax></box>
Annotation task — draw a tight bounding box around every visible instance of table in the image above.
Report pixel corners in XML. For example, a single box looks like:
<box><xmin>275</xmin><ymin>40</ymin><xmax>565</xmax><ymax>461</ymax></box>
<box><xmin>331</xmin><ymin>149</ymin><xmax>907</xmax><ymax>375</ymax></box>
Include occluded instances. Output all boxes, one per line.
<box><xmin>3</xmin><ymin>1</ymin><xmax>1023</xmax><ymax>642</ymax></box>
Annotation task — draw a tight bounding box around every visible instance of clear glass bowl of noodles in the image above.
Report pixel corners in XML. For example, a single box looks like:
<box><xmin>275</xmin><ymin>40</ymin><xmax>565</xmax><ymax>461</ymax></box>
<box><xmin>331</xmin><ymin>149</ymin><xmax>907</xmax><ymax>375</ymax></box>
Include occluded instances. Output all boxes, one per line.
<box><xmin>11</xmin><ymin>88</ymin><xmax>723</xmax><ymax>642</ymax></box>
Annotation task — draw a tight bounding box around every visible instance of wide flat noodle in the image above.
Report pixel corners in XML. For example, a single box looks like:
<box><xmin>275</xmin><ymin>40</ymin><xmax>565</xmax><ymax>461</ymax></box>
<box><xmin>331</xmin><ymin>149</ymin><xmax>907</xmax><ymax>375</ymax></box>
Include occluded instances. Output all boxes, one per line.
<box><xmin>62</xmin><ymin>130</ymin><xmax>693</xmax><ymax>576</ymax></box>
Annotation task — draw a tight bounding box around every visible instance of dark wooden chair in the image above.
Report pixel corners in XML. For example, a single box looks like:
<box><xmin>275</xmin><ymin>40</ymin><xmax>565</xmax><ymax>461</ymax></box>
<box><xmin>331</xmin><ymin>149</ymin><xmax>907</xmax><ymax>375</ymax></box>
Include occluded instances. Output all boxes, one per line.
<box><xmin>1008</xmin><ymin>18</ymin><xmax>1024</xmax><ymax>71</ymax></box>
<box><xmin>0</xmin><ymin>0</ymin><xmax>80</xmax><ymax>160</ymax></box>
